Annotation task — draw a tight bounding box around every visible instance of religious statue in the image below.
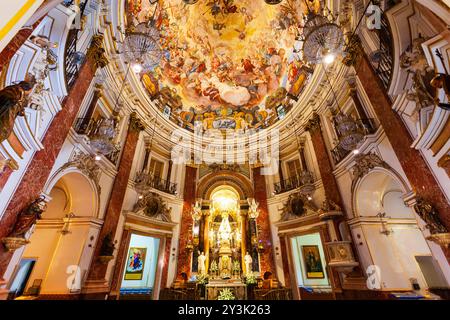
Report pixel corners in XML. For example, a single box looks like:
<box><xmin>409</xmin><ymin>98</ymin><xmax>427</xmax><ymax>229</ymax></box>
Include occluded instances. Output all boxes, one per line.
<box><xmin>0</xmin><ymin>75</ymin><xmax>36</xmax><ymax>143</ymax></box>
<box><xmin>430</xmin><ymin>49</ymin><xmax>450</xmax><ymax>111</ymax></box>
<box><xmin>198</xmin><ymin>251</ymin><xmax>207</xmax><ymax>275</ymax></box>
<box><xmin>244</xmin><ymin>252</ymin><xmax>253</xmax><ymax>275</ymax></box>
<box><xmin>6</xmin><ymin>196</ymin><xmax>47</xmax><ymax>239</ymax></box>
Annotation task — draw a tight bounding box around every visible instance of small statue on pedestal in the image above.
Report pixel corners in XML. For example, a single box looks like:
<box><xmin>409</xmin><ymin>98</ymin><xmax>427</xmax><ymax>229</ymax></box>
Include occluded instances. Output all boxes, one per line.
<box><xmin>198</xmin><ymin>251</ymin><xmax>207</xmax><ymax>275</ymax></box>
<box><xmin>244</xmin><ymin>252</ymin><xmax>253</xmax><ymax>275</ymax></box>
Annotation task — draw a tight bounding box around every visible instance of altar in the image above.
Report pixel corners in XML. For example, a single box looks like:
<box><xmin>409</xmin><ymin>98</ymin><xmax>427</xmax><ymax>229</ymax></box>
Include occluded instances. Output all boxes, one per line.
<box><xmin>206</xmin><ymin>279</ymin><xmax>247</xmax><ymax>300</ymax></box>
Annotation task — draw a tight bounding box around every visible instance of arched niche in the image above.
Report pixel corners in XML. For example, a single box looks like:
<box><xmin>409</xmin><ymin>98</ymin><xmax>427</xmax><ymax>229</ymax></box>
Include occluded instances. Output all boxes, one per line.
<box><xmin>354</xmin><ymin>168</ymin><xmax>414</xmax><ymax>219</ymax></box>
<box><xmin>43</xmin><ymin>168</ymin><xmax>99</xmax><ymax>219</ymax></box>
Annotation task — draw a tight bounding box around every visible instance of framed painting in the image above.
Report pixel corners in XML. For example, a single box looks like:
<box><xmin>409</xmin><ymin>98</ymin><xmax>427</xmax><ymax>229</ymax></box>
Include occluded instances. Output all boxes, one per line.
<box><xmin>124</xmin><ymin>247</ymin><xmax>147</xmax><ymax>280</ymax></box>
<box><xmin>301</xmin><ymin>245</ymin><xmax>325</xmax><ymax>279</ymax></box>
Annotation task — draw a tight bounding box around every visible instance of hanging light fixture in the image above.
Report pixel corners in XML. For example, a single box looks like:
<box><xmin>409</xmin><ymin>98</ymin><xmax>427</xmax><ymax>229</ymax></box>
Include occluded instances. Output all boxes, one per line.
<box><xmin>119</xmin><ymin>20</ymin><xmax>162</xmax><ymax>73</ymax></box>
<box><xmin>324</xmin><ymin>68</ymin><xmax>365</xmax><ymax>152</ymax></box>
<box><xmin>300</xmin><ymin>0</ymin><xmax>344</xmax><ymax>65</ymax></box>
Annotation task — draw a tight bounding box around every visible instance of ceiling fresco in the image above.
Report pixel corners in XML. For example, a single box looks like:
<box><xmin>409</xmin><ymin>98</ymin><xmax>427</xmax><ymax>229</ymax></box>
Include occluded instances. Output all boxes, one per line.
<box><xmin>125</xmin><ymin>0</ymin><xmax>318</xmax><ymax>131</ymax></box>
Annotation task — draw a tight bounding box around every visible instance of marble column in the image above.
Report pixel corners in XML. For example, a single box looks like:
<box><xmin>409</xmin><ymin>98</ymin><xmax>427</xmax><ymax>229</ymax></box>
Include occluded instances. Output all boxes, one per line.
<box><xmin>252</xmin><ymin>167</ymin><xmax>276</xmax><ymax>276</ymax></box>
<box><xmin>176</xmin><ymin>166</ymin><xmax>197</xmax><ymax>278</ymax></box>
<box><xmin>356</xmin><ymin>54</ymin><xmax>450</xmax><ymax>233</ymax></box>
<box><xmin>86</xmin><ymin>113</ymin><xmax>144</xmax><ymax>284</ymax></box>
<box><xmin>160</xmin><ymin>236</ymin><xmax>172</xmax><ymax>290</ymax></box>
<box><xmin>109</xmin><ymin>229</ymin><xmax>131</xmax><ymax>297</ymax></box>
<box><xmin>0</xmin><ymin>57</ymin><xmax>96</xmax><ymax>279</ymax></box>
<box><xmin>306</xmin><ymin>114</ymin><xmax>346</xmax><ymax>240</ymax></box>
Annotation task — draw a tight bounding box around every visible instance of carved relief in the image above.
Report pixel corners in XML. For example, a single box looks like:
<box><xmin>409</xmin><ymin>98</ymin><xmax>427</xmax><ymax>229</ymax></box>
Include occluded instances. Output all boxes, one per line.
<box><xmin>352</xmin><ymin>153</ymin><xmax>389</xmax><ymax>181</ymax></box>
<box><xmin>400</xmin><ymin>37</ymin><xmax>436</xmax><ymax>113</ymax></box>
<box><xmin>305</xmin><ymin>113</ymin><xmax>321</xmax><ymax>133</ymax></box>
<box><xmin>60</xmin><ymin>153</ymin><xmax>102</xmax><ymax>194</ymax></box>
<box><xmin>133</xmin><ymin>191</ymin><xmax>172</xmax><ymax>222</ymax></box>
<box><xmin>279</xmin><ymin>192</ymin><xmax>317</xmax><ymax>221</ymax></box>
<box><xmin>86</xmin><ymin>35</ymin><xmax>109</xmax><ymax>71</ymax></box>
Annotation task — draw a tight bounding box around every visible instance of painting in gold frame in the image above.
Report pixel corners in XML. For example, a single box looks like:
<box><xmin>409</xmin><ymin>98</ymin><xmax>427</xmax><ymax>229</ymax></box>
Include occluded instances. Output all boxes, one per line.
<box><xmin>301</xmin><ymin>245</ymin><xmax>325</xmax><ymax>279</ymax></box>
<box><xmin>124</xmin><ymin>247</ymin><xmax>147</xmax><ymax>280</ymax></box>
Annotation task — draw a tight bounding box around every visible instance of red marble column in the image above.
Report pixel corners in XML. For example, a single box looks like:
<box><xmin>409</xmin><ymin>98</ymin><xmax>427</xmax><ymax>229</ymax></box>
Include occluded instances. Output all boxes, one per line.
<box><xmin>87</xmin><ymin>113</ymin><xmax>144</xmax><ymax>281</ymax></box>
<box><xmin>109</xmin><ymin>228</ymin><xmax>131</xmax><ymax>296</ymax></box>
<box><xmin>0</xmin><ymin>58</ymin><xmax>96</xmax><ymax>278</ymax></box>
<box><xmin>176</xmin><ymin>166</ymin><xmax>197</xmax><ymax>278</ymax></box>
<box><xmin>356</xmin><ymin>55</ymin><xmax>450</xmax><ymax>230</ymax></box>
<box><xmin>252</xmin><ymin>167</ymin><xmax>276</xmax><ymax>275</ymax></box>
<box><xmin>306</xmin><ymin>114</ymin><xmax>346</xmax><ymax>240</ymax></box>
<box><xmin>278</xmin><ymin>235</ymin><xmax>291</xmax><ymax>287</ymax></box>
<box><xmin>0</xmin><ymin>167</ymin><xmax>13</xmax><ymax>191</ymax></box>
<box><xmin>160</xmin><ymin>236</ymin><xmax>172</xmax><ymax>289</ymax></box>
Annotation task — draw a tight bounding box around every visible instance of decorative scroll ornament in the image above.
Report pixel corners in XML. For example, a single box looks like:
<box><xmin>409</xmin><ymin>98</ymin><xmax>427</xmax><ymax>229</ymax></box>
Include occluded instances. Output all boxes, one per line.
<box><xmin>279</xmin><ymin>192</ymin><xmax>317</xmax><ymax>221</ymax></box>
<box><xmin>86</xmin><ymin>35</ymin><xmax>109</xmax><ymax>70</ymax></box>
<box><xmin>60</xmin><ymin>153</ymin><xmax>101</xmax><ymax>193</ymax></box>
<box><xmin>28</xmin><ymin>35</ymin><xmax>58</xmax><ymax>110</ymax></box>
<box><xmin>352</xmin><ymin>153</ymin><xmax>389</xmax><ymax>180</ymax></box>
<box><xmin>133</xmin><ymin>191</ymin><xmax>172</xmax><ymax>222</ymax></box>
<box><xmin>318</xmin><ymin>197</ymin><xmax>343</xmax><ymax>220</ymax></box>
<box><xmin>414</xmin><ymin>197</ymin><xmax>448</xmax><ymax>235</ymax></box>
<box><xmin>2</xmin><ymin>197</ymin><xmax>47</xmax><ymax>252</ymax></box>
<box><xmin>400</xmin><ymin>36</ymin><xmax>436</xmax><ymax>110</ymax></box>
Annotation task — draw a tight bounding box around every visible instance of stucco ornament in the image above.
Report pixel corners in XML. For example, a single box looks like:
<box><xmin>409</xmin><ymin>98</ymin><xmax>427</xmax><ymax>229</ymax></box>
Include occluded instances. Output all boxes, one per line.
<box><xmin>352</xmin><ymin>153</ymin><xmax>389</xmax><ymax>180</ymax></box>
<box><xmin>133</xmin><ymin>191</ymin><xmax>172</xmax><ymax>222</ymax></box>
<box><xmin>279</xmin><ymin>192</ymin><xmax>317</xmax><ymax>221</ymax></box>
<box><xmin>60</xmin><ymin>152</ymin><xmax>101</xmax><ymax>194</ymax></box>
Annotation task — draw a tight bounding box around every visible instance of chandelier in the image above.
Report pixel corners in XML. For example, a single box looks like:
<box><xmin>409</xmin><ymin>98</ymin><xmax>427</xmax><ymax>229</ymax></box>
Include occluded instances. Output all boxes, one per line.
<box><xmin>333</xmin><ymin>112</ymin><xmax>364</xmax><ymax>151</ymax></box>
<box><xmin>300</xmin><ymin>4</ymin><xmax>344</xmax><ymax>65</ymax></box>
<box><xmin>90</xmin><ymin>118</ymin><xmax>118</xmax><ymax>156</ymax></box>
<box><xmin>298</xmin><ymin>171</ymin><xmax>315</xmax><ymax>196</ymax></box>
<box><xmin>120</xmin><ymin>22</ymin><xmax>162</xmax><ymax>73</ymax></box>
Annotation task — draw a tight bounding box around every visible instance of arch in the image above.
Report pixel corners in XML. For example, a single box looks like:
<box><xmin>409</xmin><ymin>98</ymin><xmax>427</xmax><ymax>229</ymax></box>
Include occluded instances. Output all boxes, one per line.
<box><xmin>197</xmin><ymin>171</ymin><xmax>253</xmax><ymax>200</ymax></box>
<box><xmin>353</xmin><ymin>167</ymin><xmax>414</xmax><ymax>219</ymax></box>
<box><xmin>43</xmin><ymin>166</ymin><xmax>99</xmax><ymax>219</ymax></box>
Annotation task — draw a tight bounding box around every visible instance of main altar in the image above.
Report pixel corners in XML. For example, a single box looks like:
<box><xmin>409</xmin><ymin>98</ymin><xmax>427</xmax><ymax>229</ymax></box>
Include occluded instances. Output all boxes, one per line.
<box><xmin>188</xmin><ymin>187</ymin><xmax>262</xmax><ymax>300</ymax></box>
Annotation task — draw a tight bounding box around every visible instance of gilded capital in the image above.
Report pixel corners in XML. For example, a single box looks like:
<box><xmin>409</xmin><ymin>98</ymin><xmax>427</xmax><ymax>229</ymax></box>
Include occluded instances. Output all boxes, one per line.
<box><xmin>129</xmin><ymin>112</ymin><xmax>145</xmax><ymax>132</ymax></box>
<box><xmin>305</xmin><ymin>113</ymin><xmax>321</xmax><ymax>132</ymax></box>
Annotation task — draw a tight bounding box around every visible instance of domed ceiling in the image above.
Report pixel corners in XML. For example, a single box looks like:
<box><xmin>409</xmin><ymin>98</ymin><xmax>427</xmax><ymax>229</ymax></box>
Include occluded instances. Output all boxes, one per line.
<box><xmin>125</xmin><ymin>0</ymin><xmax>319</xmax><ymax>131</ymax></box>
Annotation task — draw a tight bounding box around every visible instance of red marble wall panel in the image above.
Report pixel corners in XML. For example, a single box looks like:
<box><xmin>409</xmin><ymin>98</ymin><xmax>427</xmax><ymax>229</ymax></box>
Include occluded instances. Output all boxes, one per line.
<box><xmin>252</xmin><ymin>167</ymin><xmax>276</xmax><ymax>275</ymax></box>
<box><xmin>0</xmin><ymin>58</ymin><xmax>95</xmax><ymax>278</ymax></box>
<box><xmin>176</xmin><ymin>166</ymin><xmax>197</xmax><ymax>279</ymax></box>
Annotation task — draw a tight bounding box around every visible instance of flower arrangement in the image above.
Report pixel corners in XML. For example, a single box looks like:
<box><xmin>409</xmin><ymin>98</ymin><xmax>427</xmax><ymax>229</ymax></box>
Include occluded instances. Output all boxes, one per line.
<box><xmin>217</xmin><ymin>288</ymin><xmax>235</xmax><ymax>300</ymax></box>
<box><xmin>245</xmin><ymin>273</ymin><xmax>257</xmax><ymax>285</ymax></box>
<box><xmin>210</xmin><ymin>260</ymin><xmax>218</xmax><ymax>273</ymax></box>
<box><xmin>196</xmin><ymin>273</ymin><xmax>209</xmax><ymax>285</ymax></box>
